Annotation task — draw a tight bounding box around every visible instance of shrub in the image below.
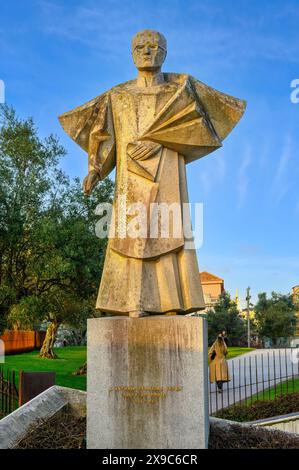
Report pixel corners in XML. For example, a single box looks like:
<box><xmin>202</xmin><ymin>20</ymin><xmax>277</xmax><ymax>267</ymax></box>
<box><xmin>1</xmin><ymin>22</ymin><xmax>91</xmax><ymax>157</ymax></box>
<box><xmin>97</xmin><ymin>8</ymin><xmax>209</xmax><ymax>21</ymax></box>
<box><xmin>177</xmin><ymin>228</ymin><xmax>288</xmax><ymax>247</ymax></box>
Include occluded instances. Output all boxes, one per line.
<box><xmin>209</xmin><ymin>421</ymin><xmax>299</xmax><ymax>449</ymax></box>
<box><xmin>214</xmin><ymin>392</ymin><xmax>299</xmax><ymax>422</ymax></box>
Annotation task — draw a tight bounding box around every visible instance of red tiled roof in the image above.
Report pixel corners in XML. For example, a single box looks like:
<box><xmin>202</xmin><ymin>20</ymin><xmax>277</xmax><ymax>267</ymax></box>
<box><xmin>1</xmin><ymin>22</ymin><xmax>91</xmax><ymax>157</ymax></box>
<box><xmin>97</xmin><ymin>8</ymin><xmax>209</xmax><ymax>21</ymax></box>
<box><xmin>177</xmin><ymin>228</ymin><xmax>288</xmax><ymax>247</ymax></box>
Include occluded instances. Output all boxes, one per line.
<box><xmin>200</xmin><ymin>271</ymin><xmax>224</xmax><ymax>283</ymax></box>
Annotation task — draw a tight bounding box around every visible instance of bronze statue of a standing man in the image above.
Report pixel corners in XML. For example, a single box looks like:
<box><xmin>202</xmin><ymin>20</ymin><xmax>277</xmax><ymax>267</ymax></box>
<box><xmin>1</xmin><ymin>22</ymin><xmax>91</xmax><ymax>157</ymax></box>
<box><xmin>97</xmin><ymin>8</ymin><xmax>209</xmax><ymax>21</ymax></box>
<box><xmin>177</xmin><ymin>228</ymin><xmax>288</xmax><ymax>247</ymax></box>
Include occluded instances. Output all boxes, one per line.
<box><xmin>59</xmin><ymin>30</ymin><xmax>246</xmax><ymax>318</ymax></box>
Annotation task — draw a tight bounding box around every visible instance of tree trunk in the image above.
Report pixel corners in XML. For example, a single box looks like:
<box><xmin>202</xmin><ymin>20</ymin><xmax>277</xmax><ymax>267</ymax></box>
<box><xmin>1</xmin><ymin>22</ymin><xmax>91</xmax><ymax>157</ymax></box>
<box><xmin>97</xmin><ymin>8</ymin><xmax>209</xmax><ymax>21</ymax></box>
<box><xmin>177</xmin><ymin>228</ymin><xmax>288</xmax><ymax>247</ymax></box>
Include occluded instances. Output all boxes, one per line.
<box><xmin>73</xmin><ymin>362</ymin><xmax>87</xmax><ymax>376</ymax></box>
<box><xmin>39</xmin><ymin>320</ymin><xmax>60</xmax><ymax>359</ymax></box>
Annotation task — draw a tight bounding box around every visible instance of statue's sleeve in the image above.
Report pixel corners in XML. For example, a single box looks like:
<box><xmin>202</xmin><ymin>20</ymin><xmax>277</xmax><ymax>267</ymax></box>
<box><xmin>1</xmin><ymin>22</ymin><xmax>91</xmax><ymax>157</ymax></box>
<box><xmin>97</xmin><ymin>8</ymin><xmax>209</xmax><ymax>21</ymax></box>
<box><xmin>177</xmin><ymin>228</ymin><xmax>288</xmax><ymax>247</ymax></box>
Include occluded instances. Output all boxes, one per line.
<box><xmin>139</xmin><ymin>75</ymin><xmax>246</xmax><ymax>164</ymax></box>
<box><xmin>58</xmin><ymin>92</ymin><xmax>116</xmax><ymax>179</ymax></box>
<box><xmin>190</xmin><ymin>76</ymin><xmax>246</xmax><ymax>142</ymax></box>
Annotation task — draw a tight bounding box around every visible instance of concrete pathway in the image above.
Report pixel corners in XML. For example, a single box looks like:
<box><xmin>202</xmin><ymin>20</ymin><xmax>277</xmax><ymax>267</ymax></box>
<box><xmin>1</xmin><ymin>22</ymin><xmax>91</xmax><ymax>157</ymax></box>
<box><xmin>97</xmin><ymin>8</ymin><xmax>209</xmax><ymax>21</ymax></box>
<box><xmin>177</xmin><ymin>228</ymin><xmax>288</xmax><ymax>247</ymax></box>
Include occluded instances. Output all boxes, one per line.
<box><xmin>209</xmin><ymin>348</ymin><xmax>299</xmax><ymax>414</ymax></box>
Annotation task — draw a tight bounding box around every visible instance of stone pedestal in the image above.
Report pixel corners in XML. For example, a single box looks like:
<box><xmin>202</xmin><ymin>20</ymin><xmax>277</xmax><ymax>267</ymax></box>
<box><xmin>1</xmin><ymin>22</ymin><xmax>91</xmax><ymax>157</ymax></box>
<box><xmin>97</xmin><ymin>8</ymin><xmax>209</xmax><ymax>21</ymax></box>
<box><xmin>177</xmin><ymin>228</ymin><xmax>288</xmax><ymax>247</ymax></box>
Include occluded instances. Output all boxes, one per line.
<box><xmin>87</xmin><ymin>315</ymin><xmax>209</xmax><ymax>449</ymax></box>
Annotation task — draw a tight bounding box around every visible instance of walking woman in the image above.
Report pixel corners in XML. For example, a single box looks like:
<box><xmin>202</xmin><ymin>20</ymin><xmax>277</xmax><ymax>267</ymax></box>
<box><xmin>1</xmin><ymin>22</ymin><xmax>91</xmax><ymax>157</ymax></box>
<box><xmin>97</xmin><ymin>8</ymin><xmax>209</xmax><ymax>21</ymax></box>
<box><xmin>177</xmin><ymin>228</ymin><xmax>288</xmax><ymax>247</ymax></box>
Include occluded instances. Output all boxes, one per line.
<box><xmin>209</xmin><ymin>332</ymin><xmax>230</xmax><ymax>393</ymax></box>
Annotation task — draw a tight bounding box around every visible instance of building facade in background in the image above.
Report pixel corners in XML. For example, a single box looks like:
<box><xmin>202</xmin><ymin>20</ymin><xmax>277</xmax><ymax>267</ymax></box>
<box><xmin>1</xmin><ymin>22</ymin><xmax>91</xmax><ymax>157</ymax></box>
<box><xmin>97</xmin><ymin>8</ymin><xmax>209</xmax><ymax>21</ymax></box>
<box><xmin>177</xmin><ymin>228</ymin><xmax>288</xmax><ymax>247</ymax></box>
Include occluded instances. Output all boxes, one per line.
<box><xmin>200</xmin><ymin>271</ymin><xmax>224</xmax><ymax>308</ymax></box>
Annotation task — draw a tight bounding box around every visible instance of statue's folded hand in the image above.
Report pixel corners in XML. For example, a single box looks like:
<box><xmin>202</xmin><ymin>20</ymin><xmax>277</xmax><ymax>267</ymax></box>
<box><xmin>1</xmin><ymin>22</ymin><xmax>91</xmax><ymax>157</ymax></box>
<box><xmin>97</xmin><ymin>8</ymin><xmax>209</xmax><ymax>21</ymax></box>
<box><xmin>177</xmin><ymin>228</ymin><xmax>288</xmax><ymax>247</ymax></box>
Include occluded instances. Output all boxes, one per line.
<box><xmin>127</xmin><ymin>141</ymin><xmax>161</xmax><ymax>161</ymax></box>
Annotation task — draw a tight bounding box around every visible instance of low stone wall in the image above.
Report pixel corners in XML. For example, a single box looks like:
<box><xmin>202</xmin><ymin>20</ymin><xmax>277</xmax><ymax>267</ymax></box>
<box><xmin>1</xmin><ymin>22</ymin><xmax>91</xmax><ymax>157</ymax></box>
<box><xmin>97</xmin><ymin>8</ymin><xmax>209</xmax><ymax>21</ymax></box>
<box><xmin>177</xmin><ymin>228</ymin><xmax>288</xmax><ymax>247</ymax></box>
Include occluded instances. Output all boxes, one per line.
<box><xmin>1</xmin><ymin>385</ymin><xmax>298</xmax><ymax>449</ymax></box>
<box><xmin>0</xmin><ymin>385</ymin><xmax>86</xmax><ymax>449</ymax></box>
<box><xmin>249</xmin><ymin>412</ymin><xmax>299</xmax><ymax>435</ymax></box>
<box><xmin>210</xmin><ymin>414</ymin><xmax>299</xmax><ymax>438</ymax></box>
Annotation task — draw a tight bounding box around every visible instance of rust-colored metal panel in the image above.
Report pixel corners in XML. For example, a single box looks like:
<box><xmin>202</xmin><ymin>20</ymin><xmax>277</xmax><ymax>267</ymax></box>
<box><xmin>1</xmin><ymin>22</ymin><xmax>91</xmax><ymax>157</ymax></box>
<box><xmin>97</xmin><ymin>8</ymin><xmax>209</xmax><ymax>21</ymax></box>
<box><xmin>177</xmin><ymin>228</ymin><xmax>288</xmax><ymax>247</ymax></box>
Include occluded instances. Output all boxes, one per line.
<box><xmin>0</xmin><ymin>331</ymin><xmax>46</xmax><ymax>355</ymax></box>
<box><xmin>19</xmin><ymin>370</ymin><xmax>55</xmax><ymax>406</ymax></box>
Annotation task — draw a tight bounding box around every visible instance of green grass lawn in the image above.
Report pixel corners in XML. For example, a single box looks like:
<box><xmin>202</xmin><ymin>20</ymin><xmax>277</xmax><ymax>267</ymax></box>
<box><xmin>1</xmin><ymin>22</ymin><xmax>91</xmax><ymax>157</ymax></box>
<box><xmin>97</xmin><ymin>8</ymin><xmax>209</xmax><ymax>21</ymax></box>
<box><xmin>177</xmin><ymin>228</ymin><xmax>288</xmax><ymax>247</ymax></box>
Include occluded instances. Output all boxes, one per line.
<box><xmin>245</xmin><ymin>377</ymin><xmax>299</xmax><ymax>403</ymax></box>
<box><xmin>226</xmin><ymin>347</ymin><xmax>255</xmax><ymax>360</ymax></box>
<box><xmin>1</xmin><ymin>345</ymin><xmax>252</xmax><ymax>392</ymax></box>
<box><xmin>2</xmin><ymin>346</ymin><xmax>87</xmax><ymax>391</ymax></box>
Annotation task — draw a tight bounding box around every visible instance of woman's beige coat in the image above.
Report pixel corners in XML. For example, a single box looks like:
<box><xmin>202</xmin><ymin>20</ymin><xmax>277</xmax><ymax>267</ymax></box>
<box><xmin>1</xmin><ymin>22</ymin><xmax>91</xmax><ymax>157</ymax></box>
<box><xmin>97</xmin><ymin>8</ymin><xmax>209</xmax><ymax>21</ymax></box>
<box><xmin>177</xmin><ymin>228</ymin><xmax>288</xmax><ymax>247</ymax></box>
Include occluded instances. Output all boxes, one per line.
<box><xmin>209</xmin><ymin>338</ymin><xmax>230</xmax><ymax>383</ymax></box>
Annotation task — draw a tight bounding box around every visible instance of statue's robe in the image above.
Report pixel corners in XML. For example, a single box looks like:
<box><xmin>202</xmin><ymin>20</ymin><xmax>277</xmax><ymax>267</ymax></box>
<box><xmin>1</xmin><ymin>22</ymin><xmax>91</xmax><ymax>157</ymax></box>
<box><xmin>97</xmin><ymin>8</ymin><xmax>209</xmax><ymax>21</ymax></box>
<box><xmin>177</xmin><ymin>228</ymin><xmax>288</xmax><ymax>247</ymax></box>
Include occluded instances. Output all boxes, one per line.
<box><xmin>59</xmin><ymin>73</ymin><xmax>246</xmax><ymax>315</ymax></box>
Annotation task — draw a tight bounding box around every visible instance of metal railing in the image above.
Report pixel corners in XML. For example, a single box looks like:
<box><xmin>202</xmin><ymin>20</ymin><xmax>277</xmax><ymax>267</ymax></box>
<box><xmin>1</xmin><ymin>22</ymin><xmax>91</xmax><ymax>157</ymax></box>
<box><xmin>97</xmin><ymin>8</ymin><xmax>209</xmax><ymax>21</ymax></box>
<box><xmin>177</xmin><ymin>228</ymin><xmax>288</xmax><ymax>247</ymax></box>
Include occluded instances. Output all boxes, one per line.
<box><xmin>0</xmin><ymin>366</ymin><xmax>18</xmax><ymax>417</ymax></box>
<box><xmin>209</xmin><ymin>348</ymin><xmax>299</xmax><ymax>415</ymax></box>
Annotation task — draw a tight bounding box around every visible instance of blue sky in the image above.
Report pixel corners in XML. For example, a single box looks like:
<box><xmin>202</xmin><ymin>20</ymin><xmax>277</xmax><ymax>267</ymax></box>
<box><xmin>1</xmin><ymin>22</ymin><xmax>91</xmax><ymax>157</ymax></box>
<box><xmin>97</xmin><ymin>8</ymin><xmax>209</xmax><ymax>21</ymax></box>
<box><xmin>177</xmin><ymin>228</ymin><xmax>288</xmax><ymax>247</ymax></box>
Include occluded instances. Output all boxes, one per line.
<box><xmin>1</xmin><ymin>0</ymin><xmax>299</xmax><ymax>307</ymax></box>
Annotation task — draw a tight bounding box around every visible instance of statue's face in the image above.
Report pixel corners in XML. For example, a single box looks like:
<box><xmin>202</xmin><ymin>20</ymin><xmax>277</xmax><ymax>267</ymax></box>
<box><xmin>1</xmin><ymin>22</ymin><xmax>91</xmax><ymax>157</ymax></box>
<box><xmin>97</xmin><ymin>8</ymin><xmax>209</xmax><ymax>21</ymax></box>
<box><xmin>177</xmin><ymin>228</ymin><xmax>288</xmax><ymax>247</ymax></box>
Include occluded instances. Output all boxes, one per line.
<box><xmin>132</xmin><ymin>31</ymin><xmax>166</xmax><ymax>71</ymax></box>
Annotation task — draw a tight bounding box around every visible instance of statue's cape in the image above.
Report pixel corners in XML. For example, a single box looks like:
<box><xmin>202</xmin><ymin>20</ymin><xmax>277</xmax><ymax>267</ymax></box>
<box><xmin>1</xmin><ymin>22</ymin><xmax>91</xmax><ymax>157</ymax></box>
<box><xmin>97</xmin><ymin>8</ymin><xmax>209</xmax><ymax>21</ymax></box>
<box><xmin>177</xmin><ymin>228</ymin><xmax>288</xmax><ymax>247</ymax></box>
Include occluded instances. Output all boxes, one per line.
<box><xmin>58</xmin><ymin>73</ymin><xmax>246</xmax><ymax>172</ymax></box>
<box><xmin>139</xmin><ymin>74</ymin><xmax>246</xmax><ymax>163</ymax></box>
<box><xmin>59</xmin><ymin>92</ymin><xmax>116</xmax><ymax>179</ymax></box>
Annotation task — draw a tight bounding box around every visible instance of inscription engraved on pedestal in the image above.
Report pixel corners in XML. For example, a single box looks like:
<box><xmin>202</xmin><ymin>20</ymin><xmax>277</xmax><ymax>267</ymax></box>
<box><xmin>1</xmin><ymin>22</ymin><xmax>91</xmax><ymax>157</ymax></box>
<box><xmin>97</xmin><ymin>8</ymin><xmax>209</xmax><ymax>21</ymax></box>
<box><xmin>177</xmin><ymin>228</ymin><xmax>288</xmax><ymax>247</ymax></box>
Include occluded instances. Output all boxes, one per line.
<box><xmin>109</xmin><ymin>385</ymin><xmax>183</xmax><ymax>404</ymax></box>
<box><xmin>87</xmin><ymin>316</ymin><xmax>209</xmax><ymax>448</ymax></box>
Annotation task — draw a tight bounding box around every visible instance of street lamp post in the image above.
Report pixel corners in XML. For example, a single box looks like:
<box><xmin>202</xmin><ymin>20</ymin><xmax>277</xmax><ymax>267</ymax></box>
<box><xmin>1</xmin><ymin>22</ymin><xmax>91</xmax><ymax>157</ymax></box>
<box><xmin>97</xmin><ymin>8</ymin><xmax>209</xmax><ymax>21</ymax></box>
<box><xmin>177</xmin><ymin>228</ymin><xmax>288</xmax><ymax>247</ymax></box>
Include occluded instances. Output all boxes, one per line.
<box><xmin>246</xmin><ymin>287</ymin><xmax>251</xmax><ymax>348</ymax></box>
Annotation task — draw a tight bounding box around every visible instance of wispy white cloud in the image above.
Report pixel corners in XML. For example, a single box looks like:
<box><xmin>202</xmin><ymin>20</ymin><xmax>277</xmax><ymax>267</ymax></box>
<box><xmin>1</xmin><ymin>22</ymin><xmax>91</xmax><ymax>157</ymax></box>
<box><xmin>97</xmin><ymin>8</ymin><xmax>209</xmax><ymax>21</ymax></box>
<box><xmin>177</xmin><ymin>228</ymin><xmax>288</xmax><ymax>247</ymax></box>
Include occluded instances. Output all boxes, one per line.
<box><xmin>0</xmin><ymin>29</ymin><xmax>15</xmax><ymax>54</ymax></box>
<box><xmin>272</xmin><ymin>134</ymin><xmax>292</xmax><ymax>202</ymax></box>
<box><xmin>196</xmin><ymin>152</ymin><xmax>226</xmax><ymax>196</ymax></box>
<box><xmin>37</xmin><ymin>0</ymin><xmax>144</xmax><ymax>61</ymax></box>
<box><xmin>236</xmin><ymin>144</ymin><xmax>251</xmax><ymax>207</ymax></box>
<box><xmin>258</xmin><ymin>140</ymin><xmax>271</xmax><ymax>171</ymax></box>
<box><xmin>237</xmin><ymin>243</ymin><xmax>264</xmax><ymax>256</ymax></box>
<box><xmin>36</xmin><ymin>0</ymin><xmax>299</xmax><ymax>68</ymax></box>
<box><xmin>274</xmin><ymin>3</ymin><xmax>299</xmax><ymax>22</ymax></box>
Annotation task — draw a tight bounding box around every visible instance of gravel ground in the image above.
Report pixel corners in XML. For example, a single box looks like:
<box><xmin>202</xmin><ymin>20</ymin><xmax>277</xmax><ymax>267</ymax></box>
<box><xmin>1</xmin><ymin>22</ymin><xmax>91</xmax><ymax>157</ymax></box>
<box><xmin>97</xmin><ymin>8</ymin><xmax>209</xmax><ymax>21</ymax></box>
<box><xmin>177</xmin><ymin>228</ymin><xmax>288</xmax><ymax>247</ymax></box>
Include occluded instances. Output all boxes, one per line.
<box><xmin>15</xmin><ymin>408</ymin><xmax>86</xmax><ymax>449</ymax></box>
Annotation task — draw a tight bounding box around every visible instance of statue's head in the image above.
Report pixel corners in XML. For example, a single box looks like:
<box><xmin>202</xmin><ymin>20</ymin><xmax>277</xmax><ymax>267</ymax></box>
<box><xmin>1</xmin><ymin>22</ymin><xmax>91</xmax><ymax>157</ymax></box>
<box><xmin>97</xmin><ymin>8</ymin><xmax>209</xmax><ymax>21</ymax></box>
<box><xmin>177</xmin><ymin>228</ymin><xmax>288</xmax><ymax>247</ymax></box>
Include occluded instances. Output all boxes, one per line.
<box><xmin>132</xmin><ymin>29</ymin><xmax>167</xmax><ymax>71</ymax></box>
